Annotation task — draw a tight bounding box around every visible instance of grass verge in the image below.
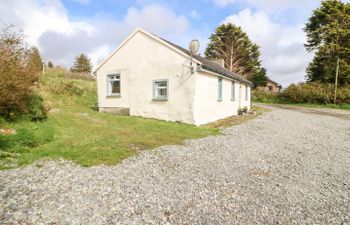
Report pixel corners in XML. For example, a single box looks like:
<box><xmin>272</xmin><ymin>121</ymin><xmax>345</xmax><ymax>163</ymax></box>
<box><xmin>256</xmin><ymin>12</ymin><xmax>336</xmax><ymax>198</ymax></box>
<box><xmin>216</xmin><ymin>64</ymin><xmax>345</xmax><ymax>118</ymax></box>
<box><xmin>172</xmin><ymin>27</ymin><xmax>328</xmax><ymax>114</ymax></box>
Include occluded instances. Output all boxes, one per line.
<box><xmin>0</xmin><ymin>75</ymin><xmax>219</xmax><ymax>169</ymax></box>
<box><xmin>253</xmin><ymin>101</ymin><xmax>350</xmax><ymax>111</ymax></box>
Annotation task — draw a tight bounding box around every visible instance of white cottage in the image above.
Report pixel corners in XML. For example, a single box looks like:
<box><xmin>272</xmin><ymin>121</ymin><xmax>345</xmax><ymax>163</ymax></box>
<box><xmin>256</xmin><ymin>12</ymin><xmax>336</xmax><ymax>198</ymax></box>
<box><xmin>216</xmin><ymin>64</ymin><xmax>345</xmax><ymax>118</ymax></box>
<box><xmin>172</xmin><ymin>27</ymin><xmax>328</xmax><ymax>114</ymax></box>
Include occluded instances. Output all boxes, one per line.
<box><xmin>94</xmin><ymin>28</ymin><xmax>253</xmax><ymax>126</ymax></box>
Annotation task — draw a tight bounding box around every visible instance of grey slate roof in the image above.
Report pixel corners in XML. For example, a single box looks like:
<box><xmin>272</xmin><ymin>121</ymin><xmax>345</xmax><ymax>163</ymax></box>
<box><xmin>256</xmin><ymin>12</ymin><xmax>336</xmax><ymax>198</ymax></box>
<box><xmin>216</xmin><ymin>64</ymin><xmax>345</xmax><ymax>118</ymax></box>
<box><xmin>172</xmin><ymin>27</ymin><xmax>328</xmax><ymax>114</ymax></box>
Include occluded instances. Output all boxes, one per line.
<box><xmin>160</xmin><ymin>38</ymin><xmax>254</xmax><ymax>86</ymax></box>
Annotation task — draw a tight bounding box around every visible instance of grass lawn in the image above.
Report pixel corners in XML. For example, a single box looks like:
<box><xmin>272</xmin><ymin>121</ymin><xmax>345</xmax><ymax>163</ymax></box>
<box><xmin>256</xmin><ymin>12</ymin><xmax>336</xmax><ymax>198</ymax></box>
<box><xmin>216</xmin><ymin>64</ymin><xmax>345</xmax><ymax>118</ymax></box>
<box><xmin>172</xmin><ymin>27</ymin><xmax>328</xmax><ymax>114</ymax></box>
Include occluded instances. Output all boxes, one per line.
<box><xmin>288</xmin><ymin>103</ymin><xmax>350</xmax><ymax>110</ymax></box>
<box><xmin>253</xmin><ymin>101</ymin><xmax>350</xmax><ymax>111</ymax></box>
<box><xmin>0</xmin><ymin>75</ymin><xmax>219</xmax><ymax>169</ymax></box>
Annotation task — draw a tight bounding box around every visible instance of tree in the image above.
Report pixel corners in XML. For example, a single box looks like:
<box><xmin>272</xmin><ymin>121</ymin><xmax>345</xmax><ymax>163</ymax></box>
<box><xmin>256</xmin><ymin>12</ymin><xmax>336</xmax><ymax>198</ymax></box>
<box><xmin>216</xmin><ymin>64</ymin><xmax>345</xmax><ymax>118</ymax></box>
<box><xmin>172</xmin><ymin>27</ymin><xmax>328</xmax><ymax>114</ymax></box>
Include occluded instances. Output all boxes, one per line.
<box><xmin>70</xmin><ymin>53</ymin><xmax>92</xmax><ymax>73</ymax></box>
<box><xmin>0</xmin><ymin>25</ymin><xmax>43</xmax><ymax>119</ymax></box>
<box><xmin>26</xmin><ymin>47</ymin><xmax>43</xmax><ymax>75</ymax></box>
<box><xmin>205</xmin><ymin>23</ymin><xmax>267</xmax><ymax>87</ymax></box>
<box><xmin>248</xmin><ymin>67</ymin><xmax>268</xmax><ymax>87</ymax></box>
<box><xmin>304</xmin><ymin>0</ymin><xmax>350</xmax><ymax>85</ymax></box>
<box><xmin>47</xmin><ymin>61</ymin><xmax>54</xmax><ymax>68</ymax></box>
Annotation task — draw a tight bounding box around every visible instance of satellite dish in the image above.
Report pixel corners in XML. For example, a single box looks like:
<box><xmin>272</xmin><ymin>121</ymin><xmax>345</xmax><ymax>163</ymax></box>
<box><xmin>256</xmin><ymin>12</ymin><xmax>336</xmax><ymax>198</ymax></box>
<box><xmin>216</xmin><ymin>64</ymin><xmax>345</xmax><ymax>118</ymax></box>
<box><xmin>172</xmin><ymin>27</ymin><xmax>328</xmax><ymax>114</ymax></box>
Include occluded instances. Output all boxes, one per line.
<box><xmin>188</xmin><ymin>39</ymin><xmax>200</xmax><ymax>74</ymax></box>
<box><xmin>189</xmin><ymin>39</ymin><xmax>200</xmax><ymax>55</ymax></box>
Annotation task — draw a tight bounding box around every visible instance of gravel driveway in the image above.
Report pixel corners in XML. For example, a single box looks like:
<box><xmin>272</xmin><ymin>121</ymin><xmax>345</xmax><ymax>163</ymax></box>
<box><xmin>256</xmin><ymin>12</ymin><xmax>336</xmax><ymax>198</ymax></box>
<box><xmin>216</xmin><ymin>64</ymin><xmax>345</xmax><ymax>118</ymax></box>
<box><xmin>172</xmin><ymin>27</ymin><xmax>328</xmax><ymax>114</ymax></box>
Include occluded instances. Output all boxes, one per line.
<box><xmin>1</xmin><ymin>106</ymin><xmax>349</xmax><ymax>224</ymax></box>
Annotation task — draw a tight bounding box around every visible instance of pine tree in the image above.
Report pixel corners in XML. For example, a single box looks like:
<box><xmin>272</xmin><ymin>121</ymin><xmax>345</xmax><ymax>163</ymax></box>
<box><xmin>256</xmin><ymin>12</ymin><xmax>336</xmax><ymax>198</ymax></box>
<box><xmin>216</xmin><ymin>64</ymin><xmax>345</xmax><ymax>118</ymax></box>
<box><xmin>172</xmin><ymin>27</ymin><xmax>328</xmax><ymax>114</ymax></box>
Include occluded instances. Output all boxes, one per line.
<box><xmin>70</xmin><ymin>54</ymin><xmax>92</xmax><ymax>73</ymax></box>
<box><xmin>248</xmin><ymin>67</ymin><xmax>268</xmax><ymax>87</ymax></box>
<box><xmin>47</xmin><ymin>61</ymin><xmax>54</xmax><ymax>68</ymax></box>
<box><xmin>304</xmin><ymin>0</ymin><xmax>350</xmax><ymax>85</ymax></box>
<box><xmin>205</xmin><ymin>23</ymin><xmax>267</xmax><ymax>86</ymax></box>
<box><xmin>27</xmin><ymin>47</ymin><xmax>43</xmax><ymax>74</ymax></box>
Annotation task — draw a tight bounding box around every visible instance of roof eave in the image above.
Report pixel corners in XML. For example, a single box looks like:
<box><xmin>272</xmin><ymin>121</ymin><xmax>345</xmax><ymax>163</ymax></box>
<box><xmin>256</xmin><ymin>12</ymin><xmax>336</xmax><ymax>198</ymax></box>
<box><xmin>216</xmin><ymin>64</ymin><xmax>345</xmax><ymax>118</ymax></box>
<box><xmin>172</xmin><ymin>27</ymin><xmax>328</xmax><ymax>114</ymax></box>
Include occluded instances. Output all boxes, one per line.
<box><xmin>199</xmin><ymin>65</ymin><xmax>254</xmax><ymax>87</ymax></box>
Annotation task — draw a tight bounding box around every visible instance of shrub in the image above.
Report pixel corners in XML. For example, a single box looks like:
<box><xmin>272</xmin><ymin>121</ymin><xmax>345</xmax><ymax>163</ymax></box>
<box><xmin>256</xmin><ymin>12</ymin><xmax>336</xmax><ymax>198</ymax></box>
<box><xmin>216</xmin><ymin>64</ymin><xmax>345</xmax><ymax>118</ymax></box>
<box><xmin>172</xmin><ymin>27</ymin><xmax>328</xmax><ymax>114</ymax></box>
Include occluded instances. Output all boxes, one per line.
<box><xmin>253</xmin><ymin>82</ymin><xmax>350</xmax><ymax>105</ymax></box>
<box><xmin>337</xmin><ymin>85</ymin><xmax>350</xmax><ymax>104</ymax></box>
<box><xmin>0</xmin><ymin>26</ymin><xmax>46</xmax><ymax>120</ymax></box>
<box><xmin>0</xmin><ymin>128</ymin><xmax>38</xmax><ymax>150</ymax></box>
<box><xmin>66</xmin><ymin>71</ymin><xmax>95</xmax><ymax>81</ymax></box>
<box><xmin>252</xmin><ymin>89</ymin><xmax>282</xmax><ymax>103</ymax></box>
<box><xmin>281</xmin><ymin>83</ymin><xmax>332</xmax><ymax>104</ymax></box>
<box><xmin>26</xmin><ymin>94</ymin><xmax>47</xmax><ymax>121</ymax></box>
<box><xmin>242</xmin><ymin>106</ymin><xmax>248</xmax><ymax>113</ymax></box>
<box><xmin>44</xmin><ymin>78</ymin><xmax>86</xmax><ymax>96</ymax></box>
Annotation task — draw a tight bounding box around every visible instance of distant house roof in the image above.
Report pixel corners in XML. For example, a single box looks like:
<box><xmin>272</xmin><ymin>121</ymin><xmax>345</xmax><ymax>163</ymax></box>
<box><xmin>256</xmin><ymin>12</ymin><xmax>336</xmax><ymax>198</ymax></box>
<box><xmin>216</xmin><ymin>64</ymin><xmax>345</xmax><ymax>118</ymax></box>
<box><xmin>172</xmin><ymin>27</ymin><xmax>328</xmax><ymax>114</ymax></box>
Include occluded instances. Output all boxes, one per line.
<box><xmin>160</xmin><ymin>38</ymin><xmax>254</xmax><ymax>86</ymax></box>
<box><xmin>267</xmin><ymin>78</ymin><xmax>282</xmax><ymax>88</ymax></box>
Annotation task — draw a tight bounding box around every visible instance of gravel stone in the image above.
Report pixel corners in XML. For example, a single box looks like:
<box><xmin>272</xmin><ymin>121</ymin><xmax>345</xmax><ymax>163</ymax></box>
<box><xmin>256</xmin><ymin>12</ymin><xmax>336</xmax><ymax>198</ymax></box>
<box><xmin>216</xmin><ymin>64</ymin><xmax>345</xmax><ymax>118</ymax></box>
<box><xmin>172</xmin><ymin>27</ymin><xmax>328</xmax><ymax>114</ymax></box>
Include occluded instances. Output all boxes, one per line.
<box><xmin>1</xmin><ymin>107</ymin><xmax>349</xmax><ymax>224</ymax></box>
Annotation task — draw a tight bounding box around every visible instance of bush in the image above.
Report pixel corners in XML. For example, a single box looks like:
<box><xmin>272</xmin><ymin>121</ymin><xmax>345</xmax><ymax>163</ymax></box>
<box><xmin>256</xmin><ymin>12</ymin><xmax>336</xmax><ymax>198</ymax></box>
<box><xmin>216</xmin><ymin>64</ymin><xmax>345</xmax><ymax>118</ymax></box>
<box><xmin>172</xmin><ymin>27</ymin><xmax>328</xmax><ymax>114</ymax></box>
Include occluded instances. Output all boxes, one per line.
<box><xmin>0</xmin><ymin>128</ymin><xmax>38</xmax><ymax>150</ymax></box>
<box><xmin>42</xmin><ymin>67</ymin><xmax>96</xmax><ymax>96</ymax></box>
<box><xmin>281</xmin><ymin>83</ymin><xmax>350</xmax><ymax>104</ymax></box>
<box><xmin>0</xmin><ymin>94</ymin><xmax>47</xmax><ymax>121</ymax></box>
<box><xmin>253</xmin><ymin>82</ymin><xmax>350</xmax><ymax>105</ymax></box>
<box><xmin>45</xmin><ymin>67</ymin><xmax>95</xmax><ymax>81</ymax></box>
<box><xmin>66</xmin><ymin>71</ymin><xmax>95</xmax><ymax>81</ymax></box>
<box><xmin>252</xmin><ymin>89</ymin><xmax>283</xmax><ymax>103</ymax></box>
<box><xmin>281</xmin><ymin>83</ymin><xmax>333</xmax><ymax>104</ymax></box>
<box><xmin>0</xmin><ymin>26</ymin><xmax>45</xmax><ymax>120</ymax></box>
<box><xmin>242</xmin><ymin>106</ymin><xmax>248</xmax><ymax>113</ymax></box>
<box><xmin>337</xmin><ymin>86</ymin><xmax>350</xmax><ymax>104</ymax></box>
<box><xmin>26</xmin><ymin>94</ymin><xmax>47</xmax><ymax>121</ymax></box>
<box><xmin>43</xmin><ymin>77</ymin><xmax>86</xmax><ymax>96</ymax></box>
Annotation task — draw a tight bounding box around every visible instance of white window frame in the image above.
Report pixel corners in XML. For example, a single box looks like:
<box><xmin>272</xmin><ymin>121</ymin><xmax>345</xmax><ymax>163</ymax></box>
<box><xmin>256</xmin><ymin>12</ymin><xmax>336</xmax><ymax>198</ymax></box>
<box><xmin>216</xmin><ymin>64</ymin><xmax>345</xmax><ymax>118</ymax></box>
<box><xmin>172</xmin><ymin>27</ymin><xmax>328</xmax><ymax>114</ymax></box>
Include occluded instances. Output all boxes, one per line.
<box><xmin>153</xmin><ymin>79</ymin><xmax>169</xmax><ymax>101</ymax></box>
<box><xmin>106</xmin><ymin>74</ymin><xmax>121</xmax><ymax>97</ymax></box>
<box><xmin>218</xmin><ymin>77</ymin><xmax>223</xmax><ymax>101</ymax></box>
<box><xmin>231</xmin><ymin>81</ymin><xmax>235</xmax><ymax>101</ymax></box>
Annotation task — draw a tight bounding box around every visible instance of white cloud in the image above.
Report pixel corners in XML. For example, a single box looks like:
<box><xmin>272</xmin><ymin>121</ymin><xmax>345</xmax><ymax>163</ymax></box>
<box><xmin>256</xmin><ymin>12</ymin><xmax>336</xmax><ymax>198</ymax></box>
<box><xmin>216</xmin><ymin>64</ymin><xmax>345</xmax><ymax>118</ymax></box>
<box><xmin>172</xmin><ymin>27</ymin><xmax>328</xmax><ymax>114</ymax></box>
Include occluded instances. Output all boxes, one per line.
<box><xmin>70</xmin><ymin>0</ymin><xmax>90</xmax><ymax>4</ymax></box>
<box><xmin>213</xmin><ymin>0</ymin><xmax>320</xmax><ymax>10</ymax></box>
<box><xmin>223</xmin><ymin>9</ymin><xmax>313</xmax><ymax>86</ymax></box>
<box><xmin>120</xmin><ymin>4</ymin><xmax>188</xmax><ymax>37</ymax></box>
<box><xmin>0</xmin><ymin>1</ymin><xmax>189</xmax><ymax>69</ymax></box>
<box><xmin>212</xmin><ymin>0</ymin><xmax>235</xmax><ymax>7</ymax></box>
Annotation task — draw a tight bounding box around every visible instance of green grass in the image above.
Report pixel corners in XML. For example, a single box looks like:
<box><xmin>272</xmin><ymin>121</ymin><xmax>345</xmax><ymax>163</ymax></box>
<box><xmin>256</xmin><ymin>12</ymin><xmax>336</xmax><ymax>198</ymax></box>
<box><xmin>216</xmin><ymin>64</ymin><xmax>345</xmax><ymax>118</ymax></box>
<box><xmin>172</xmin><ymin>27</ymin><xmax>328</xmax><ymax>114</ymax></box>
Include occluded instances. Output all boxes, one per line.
<box><xmin>289</xmin><ymin>103</ymin><xmax>350</xmax><ymax>110</ymax></box>
<box><xmin>0</xmin><ymin>74</ymin><xmax>219</xmax><ymax>169</ymax></box>
<box><xmin>254</xmin><ymin>101</ymin><xmax>350</xmax><ymax>111</ymax></box>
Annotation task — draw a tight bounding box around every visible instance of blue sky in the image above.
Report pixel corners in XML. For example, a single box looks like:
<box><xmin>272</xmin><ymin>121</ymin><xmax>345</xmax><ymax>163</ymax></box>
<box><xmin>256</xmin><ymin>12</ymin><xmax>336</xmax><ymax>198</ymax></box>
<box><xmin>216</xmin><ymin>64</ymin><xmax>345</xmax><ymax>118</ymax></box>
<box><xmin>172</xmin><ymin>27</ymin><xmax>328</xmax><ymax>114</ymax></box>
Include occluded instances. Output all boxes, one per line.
<box><xmin>1</xmin><ymin>0</ymin><xmax>342</xmax><ymax>86</ymax></box>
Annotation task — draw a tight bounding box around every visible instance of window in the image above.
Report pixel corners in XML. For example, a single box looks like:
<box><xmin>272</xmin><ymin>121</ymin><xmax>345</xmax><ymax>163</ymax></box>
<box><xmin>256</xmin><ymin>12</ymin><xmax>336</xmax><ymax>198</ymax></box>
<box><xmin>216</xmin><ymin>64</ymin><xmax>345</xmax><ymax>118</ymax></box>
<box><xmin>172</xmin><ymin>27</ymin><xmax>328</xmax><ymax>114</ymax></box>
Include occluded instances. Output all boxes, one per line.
<box><xmin>268</xmin><ymin>86</ymin><xmax>273</xmax><ymax>92</ymax></box>
<box><xmin>107</xmin><ymin>74</ymin><xmax>120</xmax><ymax>96</ymax></box>
<box><xmin>245</xmin><ymin>85</ymin><xmax>249</xmax><ymax>100</ymax></box>
<box><xmin>153</xmin><ymin>79</ymin><xmax>168</xmax><ymax>100</ymax></box>
<box><xmin>231</xmin><ymin>81</ymin><xmax>235</xmax><ymax>101</ymax></box>
<box><xmin>218</xmin><ymin>77</ymin><xmax>223</xmax><ymax>101</ymax></box>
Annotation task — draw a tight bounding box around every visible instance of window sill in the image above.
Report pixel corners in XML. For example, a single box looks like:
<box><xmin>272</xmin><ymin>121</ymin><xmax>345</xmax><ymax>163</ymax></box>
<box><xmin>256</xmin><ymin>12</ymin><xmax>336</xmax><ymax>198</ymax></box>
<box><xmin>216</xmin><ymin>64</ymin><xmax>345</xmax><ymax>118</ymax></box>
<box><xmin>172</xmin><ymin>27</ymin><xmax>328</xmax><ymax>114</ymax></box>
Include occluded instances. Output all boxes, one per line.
<box><xmin>152</xmin><ymin>98</ymin><xmax>168</xmax><ymax>101</ymax></box>
<box><xmin>106</xmin><ymin>94</ymin><xmax>121</xmax><ymax>98</ymax></box>
<box><xmin>217</xmin><ymin>99</ymin><xmax>223</xmax><ymax>102</ymax></box>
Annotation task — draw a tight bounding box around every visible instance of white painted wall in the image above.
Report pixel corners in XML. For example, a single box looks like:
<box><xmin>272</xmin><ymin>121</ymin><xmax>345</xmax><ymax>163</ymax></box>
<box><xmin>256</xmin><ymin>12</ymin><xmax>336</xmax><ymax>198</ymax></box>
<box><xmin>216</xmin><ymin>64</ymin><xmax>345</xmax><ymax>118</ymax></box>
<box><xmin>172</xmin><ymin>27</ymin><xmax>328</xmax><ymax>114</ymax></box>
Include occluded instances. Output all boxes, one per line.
<box><xmin>193</xmin><ymin>71</ymin><xmax>250</xmax><ymax>125</ymax></box>
<box><xmin>96</xmin><ymin>30</ymin><xmax>197</xmax><ymax>124</ymax></box>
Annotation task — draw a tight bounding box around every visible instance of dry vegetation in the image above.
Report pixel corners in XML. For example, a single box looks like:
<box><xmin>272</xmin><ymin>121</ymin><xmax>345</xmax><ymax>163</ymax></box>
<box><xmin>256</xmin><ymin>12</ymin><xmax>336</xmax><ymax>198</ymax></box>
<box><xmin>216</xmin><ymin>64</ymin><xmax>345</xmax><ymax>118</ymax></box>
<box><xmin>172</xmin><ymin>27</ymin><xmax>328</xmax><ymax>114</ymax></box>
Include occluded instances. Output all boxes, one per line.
<box><xmin>0</xmin><ymin>26</ymin><xmax>44</xmax><ymax>120</ymax></box>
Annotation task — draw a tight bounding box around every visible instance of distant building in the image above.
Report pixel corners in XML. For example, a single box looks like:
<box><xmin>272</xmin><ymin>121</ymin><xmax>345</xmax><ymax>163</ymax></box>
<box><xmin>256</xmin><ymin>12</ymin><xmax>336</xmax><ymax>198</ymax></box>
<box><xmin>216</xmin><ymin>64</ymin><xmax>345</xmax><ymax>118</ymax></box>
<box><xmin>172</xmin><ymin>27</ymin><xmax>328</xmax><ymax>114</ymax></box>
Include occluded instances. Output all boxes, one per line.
<box><xmin>258</xmin><ymin>79</ymin><xmax>282</xmax><ymax>93</ymax></box>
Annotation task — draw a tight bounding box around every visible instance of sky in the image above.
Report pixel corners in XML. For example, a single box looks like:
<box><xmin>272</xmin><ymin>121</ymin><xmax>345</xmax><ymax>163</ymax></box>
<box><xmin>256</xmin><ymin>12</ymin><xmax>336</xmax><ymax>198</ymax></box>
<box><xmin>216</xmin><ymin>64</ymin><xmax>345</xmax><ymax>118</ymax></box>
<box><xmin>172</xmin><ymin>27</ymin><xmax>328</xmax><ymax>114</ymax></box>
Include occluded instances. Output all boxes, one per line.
<box><xmin>0</xmin><ymin>0</ymin><xmax>339</xmax><ymax>86</ymax></box>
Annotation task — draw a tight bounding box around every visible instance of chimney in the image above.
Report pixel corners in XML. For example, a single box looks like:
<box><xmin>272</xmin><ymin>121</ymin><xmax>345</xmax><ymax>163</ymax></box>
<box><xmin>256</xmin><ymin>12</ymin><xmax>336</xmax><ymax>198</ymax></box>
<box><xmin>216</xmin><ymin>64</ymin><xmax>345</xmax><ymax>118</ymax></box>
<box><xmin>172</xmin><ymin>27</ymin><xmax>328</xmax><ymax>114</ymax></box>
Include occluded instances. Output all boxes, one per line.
<box><xmin>210</xmin><ymin>59</ymin><xmax>225</xmax><ymax>68</ymax></box>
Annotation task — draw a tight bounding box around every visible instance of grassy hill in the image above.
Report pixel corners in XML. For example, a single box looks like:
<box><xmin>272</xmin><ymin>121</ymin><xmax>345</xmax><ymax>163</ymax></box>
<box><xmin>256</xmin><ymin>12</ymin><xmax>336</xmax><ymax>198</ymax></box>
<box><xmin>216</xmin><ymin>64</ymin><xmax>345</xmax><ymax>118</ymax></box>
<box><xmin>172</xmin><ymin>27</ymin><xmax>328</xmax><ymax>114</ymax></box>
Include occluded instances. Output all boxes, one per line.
<box><xmin>0</xmin><ymin>69</ymin><xmax>218</xmax><ymax>169</ymax></box>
